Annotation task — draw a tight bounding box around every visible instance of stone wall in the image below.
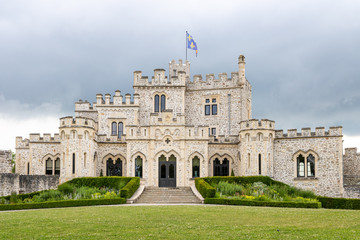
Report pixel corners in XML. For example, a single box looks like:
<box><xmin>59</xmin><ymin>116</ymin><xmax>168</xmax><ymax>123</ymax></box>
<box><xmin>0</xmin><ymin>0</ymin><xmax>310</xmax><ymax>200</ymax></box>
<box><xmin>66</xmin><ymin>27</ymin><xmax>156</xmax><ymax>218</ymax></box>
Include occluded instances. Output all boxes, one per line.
<box><xmin>0</xmin><ymin>174</ymin><xmax>59</xmax><ymax>196</ymax></box>
<box><xmin>0</xmin><ymin>150</ymin><xmax>12</xmax><ymax>173</ymax></box>
<box><xmin>273</xmin><ymin>127</ymin><xmax>343</xmax><ymax>197</ymax></box>
<box><xmin>343</xmin><ymin>148</ymin><xmax>360</xmax><ymax>180</ymax></box>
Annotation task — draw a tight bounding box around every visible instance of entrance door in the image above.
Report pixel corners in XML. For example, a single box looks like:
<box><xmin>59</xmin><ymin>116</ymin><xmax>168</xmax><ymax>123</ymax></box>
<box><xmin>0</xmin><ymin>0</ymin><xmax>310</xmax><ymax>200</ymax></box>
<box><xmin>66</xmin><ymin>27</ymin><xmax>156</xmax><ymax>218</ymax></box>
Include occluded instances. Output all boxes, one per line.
<box><xmin>159</xmin><ymin>161</ymin><xmax>176</xmax><ymax>187</ymax></box>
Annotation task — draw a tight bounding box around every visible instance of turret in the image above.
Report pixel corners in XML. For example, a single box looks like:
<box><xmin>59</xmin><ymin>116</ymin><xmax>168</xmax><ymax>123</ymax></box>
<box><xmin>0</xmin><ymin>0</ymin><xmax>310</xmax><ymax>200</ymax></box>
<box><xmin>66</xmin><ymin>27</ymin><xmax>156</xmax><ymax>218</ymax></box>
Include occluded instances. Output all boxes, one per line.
<box><xmin>238</xmin><ymin>55</ymin><xmax>246</xmax><ymax>86</ymax></box>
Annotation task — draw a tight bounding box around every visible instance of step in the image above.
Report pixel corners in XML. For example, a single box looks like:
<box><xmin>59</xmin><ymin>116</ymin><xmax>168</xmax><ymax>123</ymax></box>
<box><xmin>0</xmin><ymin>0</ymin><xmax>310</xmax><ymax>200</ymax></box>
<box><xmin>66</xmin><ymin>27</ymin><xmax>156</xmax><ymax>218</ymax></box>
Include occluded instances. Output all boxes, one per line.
<box><xmin>135</xmin><ymin>187</ymin><xmax>202</xmax><ymax>204</ymax></box>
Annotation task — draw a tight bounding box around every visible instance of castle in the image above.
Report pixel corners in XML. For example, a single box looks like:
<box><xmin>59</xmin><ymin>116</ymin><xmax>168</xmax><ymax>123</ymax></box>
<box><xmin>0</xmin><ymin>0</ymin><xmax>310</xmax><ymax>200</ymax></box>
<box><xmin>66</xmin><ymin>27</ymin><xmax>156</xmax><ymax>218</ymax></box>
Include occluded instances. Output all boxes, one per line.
<box><xmin>14</xmin><ymin>55</ymin><xmax>360</xmax><ymax>198</ymax></box>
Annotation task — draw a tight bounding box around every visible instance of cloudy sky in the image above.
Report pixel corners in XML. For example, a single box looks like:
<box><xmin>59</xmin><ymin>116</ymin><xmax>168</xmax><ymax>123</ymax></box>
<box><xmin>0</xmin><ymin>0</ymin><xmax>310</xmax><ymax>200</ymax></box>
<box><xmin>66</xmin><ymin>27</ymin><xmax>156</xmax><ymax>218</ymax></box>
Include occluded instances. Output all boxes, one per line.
<box><xmin>0</xmin><ymin>0</ymin><xmax>359</xmax><ymax>151</ymax></box>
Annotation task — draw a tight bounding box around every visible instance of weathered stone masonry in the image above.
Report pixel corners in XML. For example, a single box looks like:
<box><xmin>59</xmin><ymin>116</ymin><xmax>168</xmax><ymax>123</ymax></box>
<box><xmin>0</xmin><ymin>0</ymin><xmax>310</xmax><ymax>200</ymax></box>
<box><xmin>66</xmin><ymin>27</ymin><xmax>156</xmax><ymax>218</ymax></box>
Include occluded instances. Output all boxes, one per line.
<box><xmin>10</xmin><ymin>55</ymin><xmax>360</xmax><ymax>198</ymax></box>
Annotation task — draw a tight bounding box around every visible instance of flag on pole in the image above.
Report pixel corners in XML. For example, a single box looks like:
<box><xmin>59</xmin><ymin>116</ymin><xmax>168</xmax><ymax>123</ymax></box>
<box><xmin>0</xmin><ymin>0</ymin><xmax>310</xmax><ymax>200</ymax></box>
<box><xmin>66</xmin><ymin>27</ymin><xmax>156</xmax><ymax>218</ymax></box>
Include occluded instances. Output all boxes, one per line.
<box><xmin>186</xmin><ymin>32</ymin><xmax>198</xmax><ymax>57</ymax></box>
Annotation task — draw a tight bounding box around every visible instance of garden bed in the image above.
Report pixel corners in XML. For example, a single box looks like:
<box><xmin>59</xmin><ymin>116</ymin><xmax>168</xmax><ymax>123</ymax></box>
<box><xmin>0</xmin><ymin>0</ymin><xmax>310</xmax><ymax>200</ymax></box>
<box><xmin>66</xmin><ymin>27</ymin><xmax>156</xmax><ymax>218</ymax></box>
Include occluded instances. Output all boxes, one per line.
<box><xmin>0</xmin><ymin>177</ymin><xmax>139</xmax><ymax>211</ymax></box>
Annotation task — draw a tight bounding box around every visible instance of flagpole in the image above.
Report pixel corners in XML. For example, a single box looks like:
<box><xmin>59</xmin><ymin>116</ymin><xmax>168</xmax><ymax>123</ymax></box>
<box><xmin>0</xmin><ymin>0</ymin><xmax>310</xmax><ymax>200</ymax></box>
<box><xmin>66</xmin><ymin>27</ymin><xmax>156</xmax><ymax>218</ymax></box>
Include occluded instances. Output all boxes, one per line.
<box><xmin>185</xmin><ymin>31</ymin><xmax>188</xmax><ymax>61</ymax></box>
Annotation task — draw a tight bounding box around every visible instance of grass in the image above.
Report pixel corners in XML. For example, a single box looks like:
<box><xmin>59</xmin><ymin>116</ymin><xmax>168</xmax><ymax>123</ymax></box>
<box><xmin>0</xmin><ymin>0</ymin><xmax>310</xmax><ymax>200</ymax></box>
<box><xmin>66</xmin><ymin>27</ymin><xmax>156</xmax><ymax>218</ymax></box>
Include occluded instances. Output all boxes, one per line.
<box><xmin>0</xmin><ymin>205</ymin><xmax>360</xmax><ymax>239</ymax></box>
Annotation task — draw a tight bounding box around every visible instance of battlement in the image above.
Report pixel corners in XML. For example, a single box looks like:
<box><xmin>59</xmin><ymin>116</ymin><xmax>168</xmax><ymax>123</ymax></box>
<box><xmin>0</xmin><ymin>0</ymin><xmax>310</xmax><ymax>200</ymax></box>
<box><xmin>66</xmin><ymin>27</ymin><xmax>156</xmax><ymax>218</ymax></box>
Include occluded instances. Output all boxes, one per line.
<box><xmin>15</xmin><ymin>137</ymin><xmax>29</xmax><ymax>148</ymax></box>
<box><xmin>59</xmin><ymin>116</ymin><xmax>96</xmax><ymax>129</ymax></box>
<box><xmin>133</xmin><ymin>67</ymin><xmax>187</xmax><ymax>87</ymax></box>
<box><xmin>345</xmin><ymin>147</ymin><xmax>360</xmax><ymax>156</ymax></box>
<box><xmin>27</xmin><ymin>133</ymin><xmax>60</xmax><ymax>142</ymax></box>
<box><xmin>240</xmin><ymin>119</ymin><xmax>275</xmax><ymax>131</ymax></box>
<box><xmin>275</xmin><ymin>126</ymin><xmax>343</xmax><ymax>138</ymax></box>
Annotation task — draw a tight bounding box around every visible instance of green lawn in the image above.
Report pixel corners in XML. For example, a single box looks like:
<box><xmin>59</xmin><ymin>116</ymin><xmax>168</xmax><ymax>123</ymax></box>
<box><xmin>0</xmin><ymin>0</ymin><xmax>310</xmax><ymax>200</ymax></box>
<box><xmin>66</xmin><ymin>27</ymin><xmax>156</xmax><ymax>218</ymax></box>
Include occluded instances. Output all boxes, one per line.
<box><xmin>0</xmin><ymin>205</ymin><xmax>359</xmax><ymax>239</ymax></box>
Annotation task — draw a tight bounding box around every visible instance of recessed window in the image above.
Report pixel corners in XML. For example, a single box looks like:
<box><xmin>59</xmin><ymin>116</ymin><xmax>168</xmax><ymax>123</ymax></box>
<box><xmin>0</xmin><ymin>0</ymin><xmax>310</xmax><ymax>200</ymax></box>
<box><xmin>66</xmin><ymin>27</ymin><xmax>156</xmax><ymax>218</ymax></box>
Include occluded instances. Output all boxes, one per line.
<box><xmin>111</xmin><ymin>122</ymin><xmax>117</xmax><ymax>135</ymax></box>
<box><xmin>205</xmin><ymin>105</ymin><xmax>210</xmax><ymax>115</ymax></box>
<box><xmin>211</xmin><ymin>128</ymin><xmax>216</xmax><ymax>136</ymax></box>
<box><xmin>154</xmin><ymin>95</ymin><xmax>159</xmax><ymax>112</ymax></box>
<box><xmin>161</xmin><ymin>95</ymin><xmax>166</xmax><ymax>112</ymax></box>
<box><xmin>205</xmin><ymin>98</ymin><xmax>218</xmax><ymax>116</ymax></box>
<box><xmin>118</xmin><ymin>122</ymin><xmax>123</xmax><ymax>139</ymax></box>
<box><xmin>296</xmin><ymin>153</ymin><xmax>316</xmax><ymax>178</ymax></box>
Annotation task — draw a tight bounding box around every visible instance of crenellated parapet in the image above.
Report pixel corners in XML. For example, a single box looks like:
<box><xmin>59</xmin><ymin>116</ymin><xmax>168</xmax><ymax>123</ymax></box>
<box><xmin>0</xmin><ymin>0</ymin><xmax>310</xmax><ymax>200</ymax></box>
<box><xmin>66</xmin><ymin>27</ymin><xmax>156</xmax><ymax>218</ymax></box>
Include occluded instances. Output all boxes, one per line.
<box><xmin>274</xmin><ymin>126</ymin><xmax>342</xmax><ymax>138</ymax></box>
<box><xmin>133</xmin><ymin>67</ymin><xmax>187</xmax><ymax>87</ymax></box>
<box><xmin>240</xmin><ymin>119</ymin><xmax>275</xmax><ymax>131</ymax></box>
<box><xmin>27</xmin><ymin>133</ymin><xmax>60</xmax><ymax>143</ymax></box>
<box><xmin>59</xmin><ymin>116</ymin><xmax>96</xmax><ymax>130</ymax></box>
<box><xmin>16</xmin><ymin>137</ymin><xmax>30</xmax><ymax>149</ymax></box>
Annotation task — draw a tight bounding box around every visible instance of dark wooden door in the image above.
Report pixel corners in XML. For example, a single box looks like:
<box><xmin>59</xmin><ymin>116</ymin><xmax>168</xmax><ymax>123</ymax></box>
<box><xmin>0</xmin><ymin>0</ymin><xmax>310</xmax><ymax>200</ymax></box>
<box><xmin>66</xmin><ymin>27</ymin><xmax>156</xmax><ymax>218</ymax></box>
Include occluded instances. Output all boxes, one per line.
<box><xmin>159</xmin><ymin>161</ymin><xmax>176</xmax><ymax>187</ymax></box>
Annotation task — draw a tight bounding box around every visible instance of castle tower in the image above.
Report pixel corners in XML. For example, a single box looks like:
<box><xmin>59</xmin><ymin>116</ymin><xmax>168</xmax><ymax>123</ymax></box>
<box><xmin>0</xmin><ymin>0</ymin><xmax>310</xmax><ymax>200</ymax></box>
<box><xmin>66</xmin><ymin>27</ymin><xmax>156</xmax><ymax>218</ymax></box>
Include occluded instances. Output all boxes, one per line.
<box><xmin>239</xmin><ymin>119</ymin><xmax>275</xmax><ymax>177</ymax></box>
<box><xmin>59</xmin><ymin>117</ymin><xmax>97</xmax><ymax>183</ymax></box>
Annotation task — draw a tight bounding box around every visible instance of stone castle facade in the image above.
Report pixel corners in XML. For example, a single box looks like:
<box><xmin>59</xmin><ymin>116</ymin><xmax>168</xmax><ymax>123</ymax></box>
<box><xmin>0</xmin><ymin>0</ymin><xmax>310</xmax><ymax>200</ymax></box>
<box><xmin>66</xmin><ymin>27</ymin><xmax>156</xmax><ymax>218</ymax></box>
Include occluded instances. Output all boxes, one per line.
<box><xmin>14</xmin><ymin>55</ymin><xmax>360</xmax><ymax>198</ymax></box>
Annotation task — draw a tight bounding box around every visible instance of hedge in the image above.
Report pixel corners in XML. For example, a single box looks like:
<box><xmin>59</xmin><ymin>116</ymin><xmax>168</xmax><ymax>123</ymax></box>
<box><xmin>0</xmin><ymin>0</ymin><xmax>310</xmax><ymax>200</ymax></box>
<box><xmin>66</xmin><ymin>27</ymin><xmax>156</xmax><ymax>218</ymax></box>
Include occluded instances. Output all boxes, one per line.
<box><xmin>317</xmin><ymin>196</ymin><xmax>360</xmax><ymax>210</ymax></box>
<box><xmin>120</xmin><ymin>177</ymin><xmax>140</xmax><ymax>199</ymax></box>
<box><xmin>195</xmin><ymin>178</ymin><xmax>216</xmax><ymax>198</ymax></box>
<box><xmin>205</xmin><ymin>198</ymin><xmax>321</xmax><ymax>208</ymax></box>
<box><xmin>0</xmin><ymin>198</ymin><xmax>126</xmax><ymax>211</ymax></box>
<box><xmin>64</xmin><ymin>177</ymin><xmax>134</xmax><ymax>190</ymax></box>
<box><xmin>202</xmin><ymin>176</ymin><xmax>288</xmax><ymax>188</ymax></box>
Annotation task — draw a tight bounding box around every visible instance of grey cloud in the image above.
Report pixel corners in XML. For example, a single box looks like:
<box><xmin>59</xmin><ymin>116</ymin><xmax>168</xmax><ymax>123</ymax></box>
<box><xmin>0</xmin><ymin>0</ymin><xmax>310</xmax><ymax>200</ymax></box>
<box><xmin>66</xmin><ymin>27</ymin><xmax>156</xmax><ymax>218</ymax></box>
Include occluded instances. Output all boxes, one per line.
<box><xmin>0</xmin><ymin>0</ymin><xmax>359</xmax><ymax>136</ymax></box>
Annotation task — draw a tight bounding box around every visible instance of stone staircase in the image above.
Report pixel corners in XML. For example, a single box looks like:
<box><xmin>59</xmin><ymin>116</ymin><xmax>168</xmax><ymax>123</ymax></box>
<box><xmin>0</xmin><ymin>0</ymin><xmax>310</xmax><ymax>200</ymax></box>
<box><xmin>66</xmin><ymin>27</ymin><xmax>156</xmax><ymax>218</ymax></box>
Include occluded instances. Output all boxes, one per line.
<box><xmin>135</xmin><ymin>187</ymin><xmax>202</xmax><ymax>204</ymax></box>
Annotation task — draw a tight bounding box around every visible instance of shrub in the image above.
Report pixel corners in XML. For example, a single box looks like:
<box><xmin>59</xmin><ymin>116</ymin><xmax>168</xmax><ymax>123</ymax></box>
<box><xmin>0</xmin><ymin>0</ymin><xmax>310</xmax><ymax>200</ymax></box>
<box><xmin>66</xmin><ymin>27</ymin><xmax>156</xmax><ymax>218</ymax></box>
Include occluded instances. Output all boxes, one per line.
<box><xmin>195</xmin><ymin>178</ymin><xmax>216</xmax><ymax>198</ymax></box>
<box><xmin>216</xmin><ymin>181</ymin><xmax>243</xmax><ymax>196</ymax></box>
<box><xmin>0</xmin><ymin>198</ymin><xmax>126</xmax><ymax>211</ymax></box>
<box><xmin>317</xmin><ymin>196</ymin><xmax>360</xmax><ymax>210</ymax></box>
<box><xmin>204</xmin><ymin>198</ymin><xmax>321</xmax><ymax>208</ymax></box>
<box><xmin>67</xmin><ymin>177</ymin><xmax>132</xmax><ymax>190</ymax></box>
<box><xmin>120</xmin><ymin>177</ymin><xmax>140</xmax><ymax>199</ymax></box>
<box><xmin>58</xmin><ymin>183</ymin><xmax>75</xmax><ymax>195</ymax></box>
<box><xmin>10</xmin><ymin>192</ymin><xmax>19</xmax><ymax>204</ymax></box>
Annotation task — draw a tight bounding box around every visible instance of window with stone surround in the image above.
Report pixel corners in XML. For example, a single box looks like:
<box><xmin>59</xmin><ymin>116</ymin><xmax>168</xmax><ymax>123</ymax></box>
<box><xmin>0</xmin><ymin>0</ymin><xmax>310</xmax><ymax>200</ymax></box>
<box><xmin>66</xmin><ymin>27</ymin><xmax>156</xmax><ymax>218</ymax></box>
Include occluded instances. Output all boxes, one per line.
<box><xmin>46</xmin><ymin>158</ymin><xmax>53</xmax><ymax>175</ymax></box>
<box><xmin>111</xmin><ymin>122</ymin><xmax>117</xmax><ymax>135</ymax></box>
<box><xmin>154</xmin><ymin>95</ymin><xmax>160</xmax><ymax>112</ymax></box>
<box><xmin>295</xmin><ymin>151</ymin><xmax>317</xmax><ymax>178</ymax></box>
<box><xmin>204</xmin><ymin>97</ymin><xmax>218</xmax><ymax>116</ymax></box>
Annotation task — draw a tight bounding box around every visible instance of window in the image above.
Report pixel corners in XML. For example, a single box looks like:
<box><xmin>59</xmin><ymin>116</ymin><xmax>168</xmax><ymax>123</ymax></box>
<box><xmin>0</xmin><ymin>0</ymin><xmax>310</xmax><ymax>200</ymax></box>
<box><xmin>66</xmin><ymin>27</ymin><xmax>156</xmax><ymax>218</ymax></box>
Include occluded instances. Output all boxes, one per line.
<box><xmin>258</xmin><ymin>154</ymin><xmax>262</xmax><ymax>175</ymax></box>
<box><xmin>297</xmin><ymin>154</ymin><xmax>305</xmax><ymax>177</ymax></box>
<box><xmin>84</xmin><ymin>153</ymin><xmax>87</xmax><ymax>168</ymax></box>
<box><xmin>135</xmin><ymin>156</ymin><xmax>143</xmax><ymax>178</ymax></box>
<box><xmin>211</xmin><ymin>128</ymin><xmax>216</xmax><ymax>136</ymax></box>
<box><xmin>111</xmin><ymin>122</ymin><xmax>117</xmax><ymax>135</ymax></box>
<box><xmin>118</xmin><ymin>122</ymin><xmax>123</xmax><ymax>139</ymax></box>
<box><xmin>213</xmin><ymin>158</ymin><xmax>229</xmax><ymax>176</ymax></box>
<box><xmin>192</xmin><ymin>156</ymin><xmax>200</xmax><ymax>178</ymax></box>
<box><xmin>205</xmin><ymin>105</ymin><xmax>210</xmax><ymax>115</ymax></box>
<box><xmin>247</xmin><ymin>153</ymin><xmax>251</xmax><ymax>168</ymax></box>
<box><xmin>307</xmin><ymin>154</ymin><xmax>315</xmax><ymax>177</ymax></box>
<box><xmin>55</xmin><ymin>158</ymin><xmax>60</xmax><ymax>175</ymax></box>
<box><xmin>205</xmin><ymin>98</ymin><xmax>218</xmax><ymax>115</ymax></box>
<box><xmin>72</xmin><ymin>153</ymin><xmax>75</xmax><ymax>174</ymax></box>
<box><xmin>161</xmin><ymin>95</ymin><xmax>166</xmax><ymax>111</ymax></box>
<box><xmin>27</xmin><ymin>162</ymin><xmax>30</xmax><ymax>175</ymax></box>
<box><xmin>212</xmin><ymin>104</ymin><xmax>217</xmax><ymax>115</ymax></box>
<box><xmin>154</xmin><ymin>95</ymin><xmax>159</xmax><ymax>112</ymax></box>
<box><xmin>46</xmin><ymin>158</ymin><xmax>53</xmax><ymax>175</ymax></box>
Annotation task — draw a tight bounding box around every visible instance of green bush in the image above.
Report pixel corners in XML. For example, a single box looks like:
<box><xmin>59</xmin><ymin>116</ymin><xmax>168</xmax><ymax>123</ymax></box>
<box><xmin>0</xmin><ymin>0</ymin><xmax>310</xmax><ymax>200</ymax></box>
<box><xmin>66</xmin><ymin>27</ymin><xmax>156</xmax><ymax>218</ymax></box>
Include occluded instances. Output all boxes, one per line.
<box><xmin>120</xmin><ymin>177</ymin><xmax>140</xmax><ymax>199</ymax></box>
<box><xmin>217</xmin><ymin>181</ymin><xmax>244</xmax><ymax>196</ymax></box>
<box><xmin>317</xmin><ymin>196</ymin><xmax>360</xmax><ymax>210</ymax></box>
<box><xmin>10</xmin><ymin>192</ymin><xmax>19</xmax><ymax>204</ymax></box>
<box><xmin>205</xmin><ymin>198</ymin><xmax>321</xmax><ymax>208</ymax></box>
<box><xmin>203</xmin><ymin>176</ymin><xmax>288</xmax><ymax>188</ymax></box>
<box><xmin>67</xmin><ymin>177</ymin><xmax>132</xmax><ymax>190</ymax></box>
<box><xmin>195</xmin><ymin>178</ymin><xmax>216</xmax><ymax>198</ymax></box>
<box><xmin>58</xmin><ymin>183</ymin><xmax>74</xmax><ymax>195</ymax></box>
<box><xmin>0</xmin><ymin>198</ymin><xmax>126</xmax><ymax>211</ymax></box>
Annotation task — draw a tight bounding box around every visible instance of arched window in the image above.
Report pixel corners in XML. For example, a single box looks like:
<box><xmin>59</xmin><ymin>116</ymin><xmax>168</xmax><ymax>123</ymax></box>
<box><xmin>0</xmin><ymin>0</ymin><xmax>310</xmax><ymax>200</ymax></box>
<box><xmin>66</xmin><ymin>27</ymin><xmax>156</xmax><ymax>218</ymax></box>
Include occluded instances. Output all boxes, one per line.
<box><xmin>192</xmin><ymin>156</ymin><xmax>200</xmax><ymax>178</ymax></box>
<box><xmin>297</xmin><ymin>154</ymin><xmax>305</xmax><ymax>177</ymax></box>
<box><xmin>55</xmin><ymin>158</ymin><xmax>60</xmax><ymax>175</ymax></box>
<box><xmin>161</xmin><ymin>95</ymin><xmax>166</xmax><ymax>111</ymax></box>
<box><xmin>72</xmin><ymin>131</ymin><xmax>76</xmax><ymax>139</ymax></box>
<box><xmin>84</xmin><ymin>153</ymin><xmax>87</xmax><ymax>168</ymax></box>
<box><xmin>84</xmin><ymin>131</ymin><xmax>89</xmax><ymax>140</ymax></box>
<box><xmin>307</xmin><ymin>154</ymin><xmax>315</xmax><ymax>177</ymax></box>
<box><xmin>154</xmin><ymin>95</ymin><xmax>160</xmax><ymax>112</ymax></box>
<box><xmin>27</xmin><ymin>162</ymin><xmax>30</xmax><ymax>175</ymax></box>
<box><xmin>258</xmin><ymin>154</ymin><xmax>262</xmax><ymax>175</ymax></box>
<box><xmin>118</xmin><ymin>122</ymin><xmax>123</xmax><ymax>139</ymax></box>
<box><xmin>257</xmin><ymin>133</ymin><xmax>263</xmax><ymax>141</ymax></box>
<box><xmin>222</xmin><ymin>158</ymin><xmax>229</xmax><ymax>176</ymax></box>
<box><xmin>296</xmin><ymin>152</ymin><xmax>317</xmax><ymax>178</ymax></box>
<box><xmin>46</xmin><ymin>158</ymin><xmax>53</xmax><ymax>175</ymax></box>
<box><xmin>135</xmin><ymin>156</ymin><xmax>143</xmax><ymax>178</ymax></box>
<box><xmin>72</xmin><ymin>153</ymin><xmax>75</xmax><ymax>174</ymax></box>
<box><xmin>61</xmin><ymin>131</ymin><xmax>65</xmax><ymax>140</ymax></box>
<box><xmin>247</xmin><ymin>153</ymin><xmax>251</xmax><ymax>168</ymax></box>
<box><xmin>213</xmin><ymin>158</ymin><xmax>221</xmax><ymax>176</ymax></box>
<box><xmin>246</xmin><ymin>133</ymin><xmax>250</xmax><ymax>142</ymax></box>
<box><xmin>111</xmin><ymin>122</ymin><xmax>117</xmax><ymax>135</ymax></box>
